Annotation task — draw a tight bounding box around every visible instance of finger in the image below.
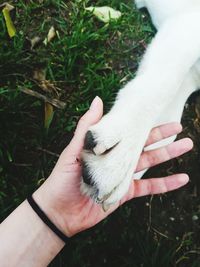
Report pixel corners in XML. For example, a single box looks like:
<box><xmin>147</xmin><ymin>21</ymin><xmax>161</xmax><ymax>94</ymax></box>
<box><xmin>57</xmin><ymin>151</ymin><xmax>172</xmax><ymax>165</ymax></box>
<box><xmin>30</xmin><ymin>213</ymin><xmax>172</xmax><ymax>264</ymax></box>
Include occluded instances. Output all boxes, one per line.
<box><xmin>136</xmin><ymin>138</ymin><xmax>193</xmax><ymax>172</ymax></box>
<box><xmin>66</xmin><ymin>96</ymin><xmax>103</xmax><ymax>156</ymax></box>
<box><xmin>145</xmin><ymin>122</ymin><xmax>182</xmax><ymax>147</ymax></box>
<box><xmin>123</xmin><ymin>174</ymin><xmax>189</xmax><ymax>203</ymax></box>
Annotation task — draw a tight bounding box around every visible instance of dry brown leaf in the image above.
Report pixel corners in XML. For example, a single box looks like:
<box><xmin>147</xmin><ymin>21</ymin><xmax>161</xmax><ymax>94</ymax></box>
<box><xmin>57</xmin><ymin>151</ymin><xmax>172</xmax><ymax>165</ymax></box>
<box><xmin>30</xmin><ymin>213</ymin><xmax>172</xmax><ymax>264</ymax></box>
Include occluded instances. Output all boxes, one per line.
<box><xmin>33</xmin><ymin>68</ymin><xmax>46</xmax><ymax>81</ymax></box>
<box><xmin>30</xmin><ymin>36</ymin><xmax>41</xmax><ymax>50</ymax></box>
<box><xmin>44</xmin><ymin>26</ymin><xmax>56</xmax><ymax>45</ymax></box>
<box><xmin>0</xmin><ymin>3</ymin><xmax>14</xmax><ymax>11</ymax></box>
<box><xmin>44</xmin><ymin>102</ymin><xmax>54</xmax><ymax>129</ymax></box>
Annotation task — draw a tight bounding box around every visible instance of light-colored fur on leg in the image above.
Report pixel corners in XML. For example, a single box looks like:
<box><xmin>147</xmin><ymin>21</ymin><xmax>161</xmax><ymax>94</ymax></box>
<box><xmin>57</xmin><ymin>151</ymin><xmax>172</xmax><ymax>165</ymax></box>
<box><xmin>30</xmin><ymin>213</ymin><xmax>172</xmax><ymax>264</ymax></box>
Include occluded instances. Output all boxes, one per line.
<box><xmin>81</xmin><ymin>0</ymin><xmax>200</xmax><ymax>206</ymax></box>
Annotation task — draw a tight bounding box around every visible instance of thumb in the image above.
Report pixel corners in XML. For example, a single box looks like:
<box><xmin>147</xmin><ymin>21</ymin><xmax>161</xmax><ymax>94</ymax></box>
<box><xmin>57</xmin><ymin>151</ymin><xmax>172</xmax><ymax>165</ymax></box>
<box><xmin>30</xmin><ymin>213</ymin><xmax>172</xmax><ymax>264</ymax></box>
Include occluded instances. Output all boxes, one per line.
<box><xmin>66</xmin><ymin>96</ymin><xmax>103</xmax><ymax>155</ymax></box>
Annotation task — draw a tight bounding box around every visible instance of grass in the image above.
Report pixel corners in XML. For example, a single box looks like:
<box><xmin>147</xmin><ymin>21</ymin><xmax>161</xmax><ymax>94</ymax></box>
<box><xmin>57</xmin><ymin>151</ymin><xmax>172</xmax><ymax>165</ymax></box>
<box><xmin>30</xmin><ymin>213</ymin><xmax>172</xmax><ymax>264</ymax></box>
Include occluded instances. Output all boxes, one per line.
<box><xmin>0</xmin><ymin>0</ymin><xmax>200</xmax><ymax>266</ymax></box>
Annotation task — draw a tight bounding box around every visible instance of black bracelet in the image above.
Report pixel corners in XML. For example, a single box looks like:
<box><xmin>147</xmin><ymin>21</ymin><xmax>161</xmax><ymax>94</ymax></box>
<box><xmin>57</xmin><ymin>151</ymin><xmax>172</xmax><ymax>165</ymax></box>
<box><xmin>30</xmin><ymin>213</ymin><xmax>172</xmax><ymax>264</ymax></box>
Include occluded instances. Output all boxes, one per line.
<box><xmin>27</xmin><ymin>195</ymin><xmax>69</xmax><ymax>244</ymax></box>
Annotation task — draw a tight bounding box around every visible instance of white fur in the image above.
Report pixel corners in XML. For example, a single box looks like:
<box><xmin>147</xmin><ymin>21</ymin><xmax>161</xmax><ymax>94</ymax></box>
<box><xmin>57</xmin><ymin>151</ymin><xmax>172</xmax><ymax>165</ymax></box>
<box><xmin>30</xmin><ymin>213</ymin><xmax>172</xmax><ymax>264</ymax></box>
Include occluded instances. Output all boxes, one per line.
<box><xmin>81</xmin><ymin>0</ymin><xmax>200</xmax><ymax>206</ymax></box>
<box><xmin>135</xmin><ymin>0</ymin><xmax>146</xmax><ymax>9</ymax></box>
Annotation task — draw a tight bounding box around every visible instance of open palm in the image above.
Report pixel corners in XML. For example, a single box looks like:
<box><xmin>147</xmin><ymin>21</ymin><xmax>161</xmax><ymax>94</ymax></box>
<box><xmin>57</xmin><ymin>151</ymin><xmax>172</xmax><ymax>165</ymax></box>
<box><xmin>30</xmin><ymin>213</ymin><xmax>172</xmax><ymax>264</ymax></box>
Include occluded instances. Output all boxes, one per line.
<box><xmin>34</xmin><ymin>97</ymin><xmax>193</xmax><ymax>237</ymax></box>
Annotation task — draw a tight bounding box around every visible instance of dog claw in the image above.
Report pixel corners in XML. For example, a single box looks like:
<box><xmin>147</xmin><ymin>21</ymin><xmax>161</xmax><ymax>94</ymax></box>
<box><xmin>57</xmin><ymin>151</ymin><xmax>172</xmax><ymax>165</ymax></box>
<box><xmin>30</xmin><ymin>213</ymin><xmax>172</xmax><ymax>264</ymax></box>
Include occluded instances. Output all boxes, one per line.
<box><xmin>102</xmin><ymin>202</ymin><xmax>111</xmax><ymax>212</ymax></box>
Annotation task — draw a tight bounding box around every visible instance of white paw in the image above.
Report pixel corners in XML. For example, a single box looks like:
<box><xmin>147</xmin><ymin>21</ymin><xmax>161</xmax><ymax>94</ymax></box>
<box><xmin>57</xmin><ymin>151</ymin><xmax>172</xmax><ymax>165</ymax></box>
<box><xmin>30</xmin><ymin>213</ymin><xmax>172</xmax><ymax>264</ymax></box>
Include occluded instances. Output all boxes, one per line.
<box><xmin>81</xmin><ymin>114</ymin><xmax>151</xmax><ymax>207</ymax></box>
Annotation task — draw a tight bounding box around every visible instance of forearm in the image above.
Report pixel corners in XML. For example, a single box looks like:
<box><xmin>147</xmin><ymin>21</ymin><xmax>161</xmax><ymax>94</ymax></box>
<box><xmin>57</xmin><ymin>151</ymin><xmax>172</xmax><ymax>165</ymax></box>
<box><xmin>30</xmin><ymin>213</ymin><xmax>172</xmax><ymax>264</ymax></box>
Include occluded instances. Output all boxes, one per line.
<box><xmin>0</xmin><ymin>199</ymin><xmax>64</xmax><ymax>267</ymax></box>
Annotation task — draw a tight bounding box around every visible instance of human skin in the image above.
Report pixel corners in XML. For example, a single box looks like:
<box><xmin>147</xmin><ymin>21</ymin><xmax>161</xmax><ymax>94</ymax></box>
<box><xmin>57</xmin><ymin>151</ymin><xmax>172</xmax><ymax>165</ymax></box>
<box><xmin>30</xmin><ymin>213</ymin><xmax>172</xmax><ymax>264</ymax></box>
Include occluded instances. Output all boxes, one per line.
<box><xmin>0</xmin><ymin>97</ymin><xmax>193</xmax><ymax>267</ymax></box>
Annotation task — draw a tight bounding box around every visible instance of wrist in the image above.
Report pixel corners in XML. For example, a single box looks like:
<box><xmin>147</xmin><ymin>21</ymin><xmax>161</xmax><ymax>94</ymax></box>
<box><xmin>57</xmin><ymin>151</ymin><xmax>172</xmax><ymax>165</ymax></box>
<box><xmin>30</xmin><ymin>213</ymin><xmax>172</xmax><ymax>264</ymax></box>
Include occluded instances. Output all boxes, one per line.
<box><xmin>33</xmin><ymin>180</ymin><xmax>73</xmax><ymax>238</ymax></box>
<box><xmin>0</xmin><ymin>200</ymin><xmax>64</xmax><ymax>267</ymax></box>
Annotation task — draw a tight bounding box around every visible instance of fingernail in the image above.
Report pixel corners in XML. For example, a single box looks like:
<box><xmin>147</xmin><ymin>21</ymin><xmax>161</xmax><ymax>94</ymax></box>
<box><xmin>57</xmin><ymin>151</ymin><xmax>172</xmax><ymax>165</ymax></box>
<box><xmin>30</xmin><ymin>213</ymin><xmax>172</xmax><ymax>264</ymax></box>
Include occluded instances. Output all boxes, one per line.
<box><xmin>90</xmin><ymin>96</ymin><xmax>100</xmax><ymax>111</ymax></box>
<box><xmin>178</xmin><ymin>174</ymin><xmax>189</xmax><ymax>184</ymax></box>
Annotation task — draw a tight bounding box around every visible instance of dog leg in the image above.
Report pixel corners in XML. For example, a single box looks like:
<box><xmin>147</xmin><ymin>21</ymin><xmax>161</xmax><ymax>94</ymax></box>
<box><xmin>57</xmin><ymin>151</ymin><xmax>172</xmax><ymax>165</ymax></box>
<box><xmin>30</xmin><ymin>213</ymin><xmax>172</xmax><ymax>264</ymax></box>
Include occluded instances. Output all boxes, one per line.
<box><xmin>82</xmin><ymin>12</ymin><xmax>200</xmax><ymax>206</ymax></box>
<box><xmin>135</xmin><ymin>72</ymin><xmax>197</xmax><ymax>179</ymax></box>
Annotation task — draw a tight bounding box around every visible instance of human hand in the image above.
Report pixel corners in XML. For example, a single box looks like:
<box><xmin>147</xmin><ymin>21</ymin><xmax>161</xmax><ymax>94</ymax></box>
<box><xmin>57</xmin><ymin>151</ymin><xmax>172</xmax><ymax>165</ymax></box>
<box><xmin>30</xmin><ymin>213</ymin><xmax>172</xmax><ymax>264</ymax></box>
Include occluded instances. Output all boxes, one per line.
<box><xmin>33</xmin><ymin>97</ymin><xmax>193</xmax><ymax>238</ymax></box>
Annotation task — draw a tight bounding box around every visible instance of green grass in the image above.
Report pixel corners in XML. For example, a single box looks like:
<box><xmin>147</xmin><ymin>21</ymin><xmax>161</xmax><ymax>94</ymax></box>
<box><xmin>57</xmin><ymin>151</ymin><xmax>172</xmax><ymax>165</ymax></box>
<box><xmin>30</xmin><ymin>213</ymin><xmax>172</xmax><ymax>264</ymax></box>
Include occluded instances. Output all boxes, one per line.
<box><xmin>0</xmin><ymin>0</ymin><xmax>152</xmax><ymax>213</ymax></box>
<box><xmin>0</xmin><ymin>1</ymin><xmax>200</xmax><ymax>266</ymax></box>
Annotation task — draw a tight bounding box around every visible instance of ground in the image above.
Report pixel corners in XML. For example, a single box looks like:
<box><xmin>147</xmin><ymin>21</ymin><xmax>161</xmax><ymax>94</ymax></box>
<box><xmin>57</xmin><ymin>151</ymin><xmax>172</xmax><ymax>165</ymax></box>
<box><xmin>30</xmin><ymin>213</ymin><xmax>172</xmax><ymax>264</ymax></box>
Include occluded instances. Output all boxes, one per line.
<box><xmin>0</xmin><ymin>1</ymin><xmax>200</xmax><ymax>266</ymax></box>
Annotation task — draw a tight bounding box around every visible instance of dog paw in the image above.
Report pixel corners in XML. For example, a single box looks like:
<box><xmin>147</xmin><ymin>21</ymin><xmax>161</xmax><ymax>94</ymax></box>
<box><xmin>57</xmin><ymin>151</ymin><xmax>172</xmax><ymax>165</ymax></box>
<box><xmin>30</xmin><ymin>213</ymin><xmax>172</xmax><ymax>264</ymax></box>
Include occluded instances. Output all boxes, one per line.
<box><xmin>81</xmin><ymin>115</ymin><xmax>150</xmax><ymax>208</ymax></box>
<box><xmin>84</xmin><ymin>114</ymin><xmax>122</xmax><ymax>156</ymax></box>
